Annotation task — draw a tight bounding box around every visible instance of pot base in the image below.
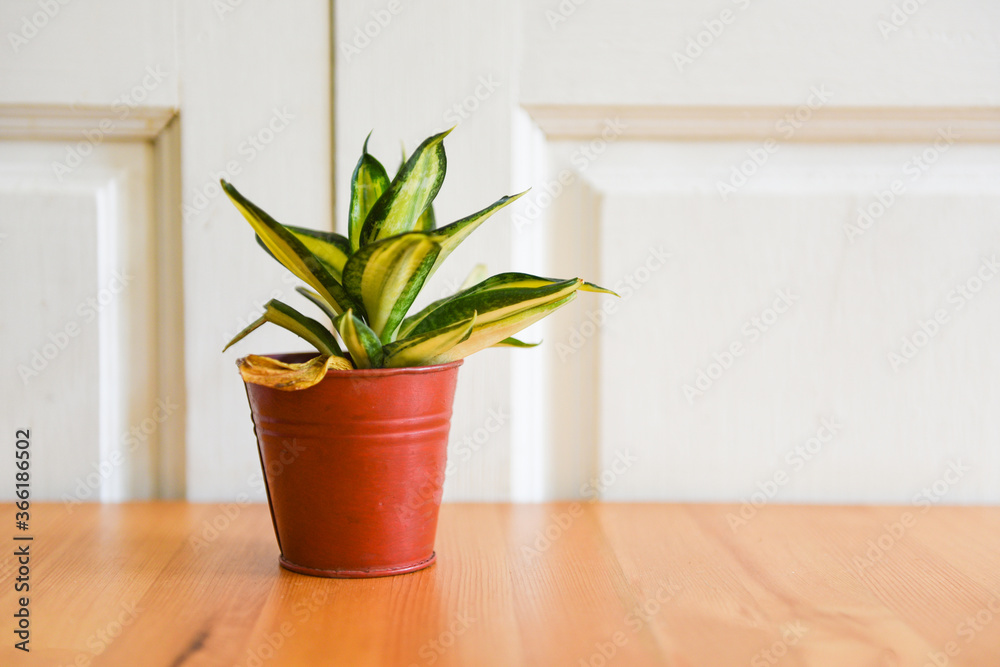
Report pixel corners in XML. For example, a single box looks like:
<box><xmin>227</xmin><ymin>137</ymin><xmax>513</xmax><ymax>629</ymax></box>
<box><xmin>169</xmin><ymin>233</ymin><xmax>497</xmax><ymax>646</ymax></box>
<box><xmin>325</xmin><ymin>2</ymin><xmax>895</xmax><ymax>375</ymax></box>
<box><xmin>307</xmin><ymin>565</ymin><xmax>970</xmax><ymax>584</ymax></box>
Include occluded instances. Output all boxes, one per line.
<box><xmin>278</xmin><ymin>552</ymin><xmax>437</xmax><ymax>578</ymax></box>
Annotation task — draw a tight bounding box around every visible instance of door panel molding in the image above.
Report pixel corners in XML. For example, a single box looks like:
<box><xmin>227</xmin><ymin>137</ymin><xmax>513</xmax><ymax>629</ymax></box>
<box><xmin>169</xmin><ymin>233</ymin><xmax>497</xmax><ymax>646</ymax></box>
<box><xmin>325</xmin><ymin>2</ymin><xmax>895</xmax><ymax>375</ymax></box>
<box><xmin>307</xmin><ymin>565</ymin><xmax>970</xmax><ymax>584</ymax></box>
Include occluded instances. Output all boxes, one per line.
<box><xmin>0</xmin><ymin>104</ymin><xmax>176</xmax><ymax>141</ymax></box>
<box><xmin>525</xmin><ymin>105</ymin><xmax>1000</xmax><ymax>143</ymax></box>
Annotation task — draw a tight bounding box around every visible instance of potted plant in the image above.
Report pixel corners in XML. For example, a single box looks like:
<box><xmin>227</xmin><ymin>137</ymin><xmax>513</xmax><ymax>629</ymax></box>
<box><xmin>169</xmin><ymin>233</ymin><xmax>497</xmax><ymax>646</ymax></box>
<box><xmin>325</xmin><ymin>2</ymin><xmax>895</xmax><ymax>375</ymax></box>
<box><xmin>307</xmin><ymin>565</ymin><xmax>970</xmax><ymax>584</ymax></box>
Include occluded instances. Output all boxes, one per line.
<box><xmin>221</xmin><ymin>128</ymin><xmax>614</xmax><ymax>578</ymax></box>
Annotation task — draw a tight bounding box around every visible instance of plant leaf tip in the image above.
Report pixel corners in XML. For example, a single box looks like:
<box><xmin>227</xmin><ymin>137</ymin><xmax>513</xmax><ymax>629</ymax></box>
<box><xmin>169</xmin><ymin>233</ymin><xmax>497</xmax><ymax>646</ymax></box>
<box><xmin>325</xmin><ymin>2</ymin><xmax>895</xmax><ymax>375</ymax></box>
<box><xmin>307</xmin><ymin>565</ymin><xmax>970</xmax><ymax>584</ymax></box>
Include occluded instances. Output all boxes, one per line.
<box><xmin>580</xmin><ymin>280</ymin><xmax>619</xmax><ymax>297</ymax></box>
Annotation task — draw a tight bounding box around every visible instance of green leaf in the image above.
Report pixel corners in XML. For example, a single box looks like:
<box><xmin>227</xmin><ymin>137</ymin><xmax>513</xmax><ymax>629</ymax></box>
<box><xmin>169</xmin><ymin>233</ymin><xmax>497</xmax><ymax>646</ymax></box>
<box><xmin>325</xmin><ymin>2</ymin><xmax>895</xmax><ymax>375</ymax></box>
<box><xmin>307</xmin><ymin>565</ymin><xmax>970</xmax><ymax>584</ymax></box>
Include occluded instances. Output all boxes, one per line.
<box><xmin>361</xmin><ymin>128</ymin><xmax>452</xmax><ymax>246</ymax></box>
<box><xmin>395</xmin><ymin>272</ymin><xmax>600</xmax><ymax>362</ymax></box>
<box><xmin>222</xmin><ymin>180</ymin><xmax>356</xmax><ymax>316</ymax></box>
<box><xmin>287</xmin><ymin>227</ymin><xmax>352</xmax><ymax>280</ymax></box>
<box><xmin>334</xmin><ymin>308</ymin><xmax>384</xmax><ymax>369</ymax></box>
<box><xmin>348</xmin><ymin>132</ymin><xmax>390</xmax><ymax>252</ymax></box>
<box><xmin>394</xmin><ymin>143</ymin><xmax>436</xmax><ymax>229</ymax></box>
<box><xmin>414</xmin><ymin>203</ymin><xmax>436</xmax><ymax>231</ymax></box>
<box><xmin>256</xmin><ymin>227</ymin><xmax>351</xmax><ymax>282</ymax></box>
<box><xmin>295</xmin><ymin>286</ymin><xmax>338</xmax><ymax>324</ymax></box>
<box><xmin>427</xmin><ymin>191</ymin><xmax>527</xmax><ymax>273</ymax></box>
<box><xmin>395</xmin><ymin>142</ymin><xmax>407</xmax><ymax>180</ymax></box>
<box><xmin>342</xmin><ymin>233</ymin><xmax>442</xmax><ymax>343</ymax></box>
<box><xmin>398</xmin><ymin>272</ymin><xmax>570</xmax><ymax>339</ymax></box>
<box><xmin>428</xmin><ymin>293</ymin><xmax>576</xmax><ymax>364</ymax></box>
<box><xmin>492</xmin><ymin>337</ymin><xmax>540</xmax><ymax>348</ymax></box>
<box><xmin>581</xmin><ymin>281</ymin><xmax>620</xmax><ymax>297</ymax></box>
<box><xmin>223</xmin><ymin>299</ymin><xmax>342</xmax><ymax>357</ymax></box>
<box><xmin>382</xmin><ymin>312</ymin><xmax>476</xmax><ymax>368</ymax></box>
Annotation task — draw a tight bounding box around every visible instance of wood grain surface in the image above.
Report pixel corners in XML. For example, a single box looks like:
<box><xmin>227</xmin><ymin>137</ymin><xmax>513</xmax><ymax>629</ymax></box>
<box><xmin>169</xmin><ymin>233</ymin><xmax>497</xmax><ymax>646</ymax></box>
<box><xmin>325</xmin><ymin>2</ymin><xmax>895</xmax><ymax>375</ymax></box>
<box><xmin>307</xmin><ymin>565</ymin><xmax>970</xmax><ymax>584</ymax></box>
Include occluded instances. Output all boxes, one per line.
<box><xmin>2</xmin><ymin>503</ymin><xmax>999</xmax><ymax>666</ymax></box>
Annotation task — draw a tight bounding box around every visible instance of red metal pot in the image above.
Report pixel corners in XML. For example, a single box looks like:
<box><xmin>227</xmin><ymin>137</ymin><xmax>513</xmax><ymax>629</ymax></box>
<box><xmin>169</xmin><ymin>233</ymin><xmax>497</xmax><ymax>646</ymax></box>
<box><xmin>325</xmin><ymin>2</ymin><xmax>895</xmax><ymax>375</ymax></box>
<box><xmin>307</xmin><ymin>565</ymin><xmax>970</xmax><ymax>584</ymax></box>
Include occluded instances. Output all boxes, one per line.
<box><xmin>242</xmin><ymin>353</ymin><xmax>461</xmax><ymax>578</ymax></box>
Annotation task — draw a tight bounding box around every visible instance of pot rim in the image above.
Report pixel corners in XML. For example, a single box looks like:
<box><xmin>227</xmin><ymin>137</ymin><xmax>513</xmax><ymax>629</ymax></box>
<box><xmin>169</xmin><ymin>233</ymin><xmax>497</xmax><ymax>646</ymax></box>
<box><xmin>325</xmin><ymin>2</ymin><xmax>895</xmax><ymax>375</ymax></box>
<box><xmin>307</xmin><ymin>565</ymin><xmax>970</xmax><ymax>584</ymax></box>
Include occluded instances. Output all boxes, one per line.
<box><xmin>238</xmin><ymin>352</ymin><xmax>463</xmax><ymax>378</ymax></box>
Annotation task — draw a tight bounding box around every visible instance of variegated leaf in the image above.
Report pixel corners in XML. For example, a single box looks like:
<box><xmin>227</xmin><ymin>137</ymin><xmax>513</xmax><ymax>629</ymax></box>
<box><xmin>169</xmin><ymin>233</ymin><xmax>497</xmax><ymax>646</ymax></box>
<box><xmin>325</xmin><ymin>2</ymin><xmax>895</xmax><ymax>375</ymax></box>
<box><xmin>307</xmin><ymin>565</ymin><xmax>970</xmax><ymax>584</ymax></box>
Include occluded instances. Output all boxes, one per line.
<box><xmin>295</xmin><ymin>286</ymin><xmax>338</xmax><ymax>324</ymax></box>
<box><xmin>414</xmin><ymin>203</ymin><xmax>436</xmax><ymax>231</ymax></box>
<box><xmin>222</xmin><ymin>180</ymin><xmax>355</xmax><ymax>315</ymax></box>
<box><xmin>426</xmin><ymin>293</ymin><xmax>576</xmax><ymax>364</ymax></box>
<box><xmin>334</xmin><ymin>308</ymin><xmax>384</xmax><ymax>369</ymax></box>
<box><xmin>492</xmin><ymin>337</ymin><xmax>540</xmax><ymax>348</ymax></box>
<box><xmin>399</xmin><ymin>273</ymin><xmax>575</xmax><ymax>340</ymax></box>
<box><xmin>427</xmin><ymin>191</ymin><xmax>527</xmax><ymax>273</ymax></box>
<box><xmin>394</xmin><ymin>272</ymin><xmax>615</xmax><ymax>363</ymax></box>
<box><xmin>341</xmin><ymin>233</ymin><xmax>441</xmax><ymax>343</ymax></box>
<box><xmin>256</xmin><ymin>227</ymin><xmax>351</xmax><ymax>282</ymax></box>
<box><xmin>348</xmin><ymin>132</ymin><xmax>390</xmax><ymax>252</ymax></box>
<box><xmin>382</xmin><ymin>312</ymin><xmax>476</xmax><ymax>368</ymax></box>
<box><xmin>222</xmin><ymin>299</ymin><xmax>342</xmax><ymax>357</ymax></box>
<box><xmin>360</xmin><ymin>128</ymin><xmax>451</xmax><ymax>246</ymax></box>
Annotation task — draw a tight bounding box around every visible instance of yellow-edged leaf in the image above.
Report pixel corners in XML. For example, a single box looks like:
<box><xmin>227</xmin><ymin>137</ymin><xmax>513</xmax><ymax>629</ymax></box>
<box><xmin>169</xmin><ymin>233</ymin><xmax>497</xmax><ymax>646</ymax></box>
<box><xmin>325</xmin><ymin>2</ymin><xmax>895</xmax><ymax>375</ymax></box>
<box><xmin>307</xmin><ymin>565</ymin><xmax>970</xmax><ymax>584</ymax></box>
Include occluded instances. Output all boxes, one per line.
<box><xmin>382</xmin><ymin>312</ymin><xmax>476</xmax><ymax>368</ymax></box>
<box><xmin>221</xmin><ymin>180</ymin><xmax>355</xmax><ymax>315</ymax></box>
<box><xmin>349</xmin><ymin>132</ymin><xmax>390</xmax><ymax>252</ymax></box>
<box><xmin>341</xmin><ymin>233</ymin><xmax>441</xmax><ymax>343</ymax></box>
<box><xmin>295</xmin><ymin>286</ymin><xmax>338</xmax><ymax>324</ymax></box>
<box><xmin>222</xmin><ymin>299</ymin><xmax>342</xmax><ymax>357</ymax></box>
<box><xmin>398</xmin><ymin>272</ymin><xmax>574</xmax><ymax>340</ymax></box>
<box><xmin>334</xmin><ymin>308</ymin><xmax>384</xmax><ymax>369</ymax></box>
<box><xmin>427</xmin><ymin>294</ymin><xmax>576</xmax><ymax>364</ymax></box>
<box><xmin>361</xmin><ymin>128</ymin><xmax>451</xmax><ymax>245</ymax></box>
<box><xmin>492</xmin><ymin>337</ymin><xmax>540</xmax><ymax>348</ymax></box>
<box><xmin>426</xmin><ymin>191</ymin><xmax>527</xmax><ymax>273</ymax></box>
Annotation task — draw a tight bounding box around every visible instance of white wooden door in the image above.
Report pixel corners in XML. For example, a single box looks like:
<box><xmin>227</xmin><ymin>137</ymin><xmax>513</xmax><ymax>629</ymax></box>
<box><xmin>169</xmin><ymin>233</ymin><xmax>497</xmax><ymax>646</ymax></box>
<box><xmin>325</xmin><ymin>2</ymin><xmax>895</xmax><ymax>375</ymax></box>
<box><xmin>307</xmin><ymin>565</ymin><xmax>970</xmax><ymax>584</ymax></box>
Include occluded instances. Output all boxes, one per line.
<box><xmin>0</xmin><ymin>140</ymin><xmax>163</xmax><ymax>502</ymax></box>
<box><xmin>337</xmin><ymin>0</ymin><xmax>1000</xmax><ymax>503</ymax></box>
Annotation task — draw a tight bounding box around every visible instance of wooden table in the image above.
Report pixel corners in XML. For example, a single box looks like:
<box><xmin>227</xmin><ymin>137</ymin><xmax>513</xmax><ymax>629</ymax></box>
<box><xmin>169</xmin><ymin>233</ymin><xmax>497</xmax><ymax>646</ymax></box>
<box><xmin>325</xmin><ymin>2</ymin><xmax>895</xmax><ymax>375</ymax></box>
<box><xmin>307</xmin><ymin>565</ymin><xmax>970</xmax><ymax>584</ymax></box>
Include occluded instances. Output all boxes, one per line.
<box><xmin>2</xmin><ymin>503</ymin><xmax>999</xmax><ymax>666</ymax></box>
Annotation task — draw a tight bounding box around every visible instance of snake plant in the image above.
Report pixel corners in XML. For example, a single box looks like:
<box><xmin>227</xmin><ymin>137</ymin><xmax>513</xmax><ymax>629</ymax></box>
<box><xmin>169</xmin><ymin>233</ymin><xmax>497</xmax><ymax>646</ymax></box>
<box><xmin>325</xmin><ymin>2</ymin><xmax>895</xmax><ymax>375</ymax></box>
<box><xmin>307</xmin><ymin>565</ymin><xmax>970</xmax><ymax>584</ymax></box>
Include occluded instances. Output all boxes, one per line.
<box><xmin>222</xmin><ymin>128</ymin><xmax>614</xmax><ymax>389</ymax></box>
